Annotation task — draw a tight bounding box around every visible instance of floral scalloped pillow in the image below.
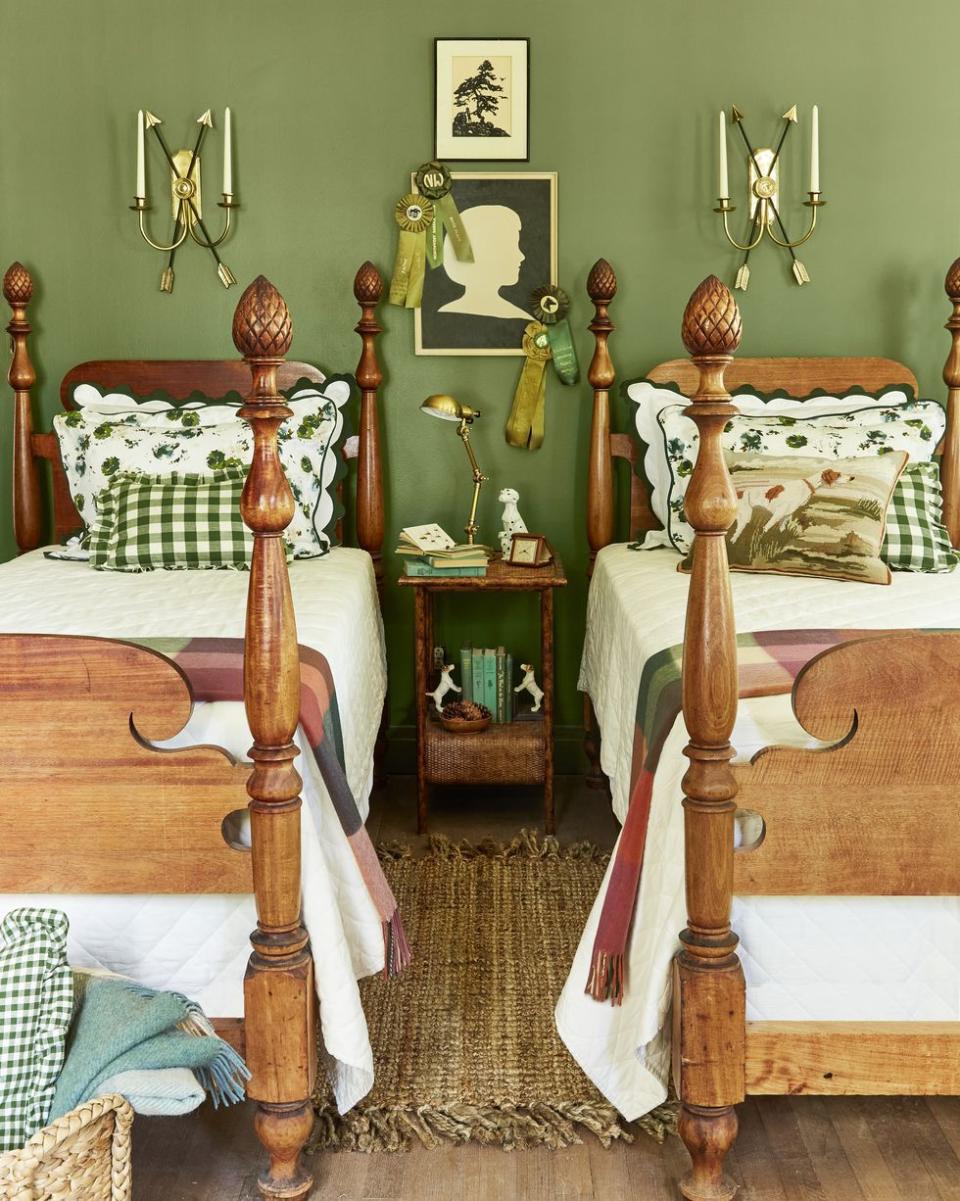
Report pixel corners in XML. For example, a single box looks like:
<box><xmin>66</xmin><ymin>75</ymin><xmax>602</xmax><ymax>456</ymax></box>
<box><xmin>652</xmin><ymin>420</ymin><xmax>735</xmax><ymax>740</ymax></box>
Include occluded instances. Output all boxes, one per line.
<box><xmin>52</xmin><ymin>377</ymin><xmax>353</xmax><ymax>560</ymax></box>
<box><xmin>650</xmin><ymin>398</ymin><xmax>945</xmax><ymax>554</ymax></box>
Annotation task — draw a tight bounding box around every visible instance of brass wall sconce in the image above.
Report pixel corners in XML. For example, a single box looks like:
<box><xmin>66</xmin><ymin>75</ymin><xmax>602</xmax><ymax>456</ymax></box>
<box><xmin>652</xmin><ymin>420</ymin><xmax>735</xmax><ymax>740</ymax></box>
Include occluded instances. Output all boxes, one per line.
<box><xmin>131</xmin><ymin>108</ymin><xmax>237</xmax><ymax>293</ymax></box>
<box><xmin>419</xmin><ymin>394</ymin><xmax>487</xmax><ymax>545</ymax></box>
<box><xmin>715</xmin><ymin>105</ymin><xmax>825</xmax><ymax>289</ymax></box>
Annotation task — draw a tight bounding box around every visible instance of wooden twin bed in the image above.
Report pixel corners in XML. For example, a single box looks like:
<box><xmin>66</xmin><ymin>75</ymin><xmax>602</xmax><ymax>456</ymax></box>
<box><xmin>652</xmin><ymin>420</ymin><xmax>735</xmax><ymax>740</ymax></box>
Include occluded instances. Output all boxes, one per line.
<box><xmin>582</xmin><ymin>256</ymin><xmax>960</xmax><ymax>1199</ymax></box>
<box><xmin>1</xmin><ymin>260</ymin><xmax>387</xmax><ymax>1201</ymax></box>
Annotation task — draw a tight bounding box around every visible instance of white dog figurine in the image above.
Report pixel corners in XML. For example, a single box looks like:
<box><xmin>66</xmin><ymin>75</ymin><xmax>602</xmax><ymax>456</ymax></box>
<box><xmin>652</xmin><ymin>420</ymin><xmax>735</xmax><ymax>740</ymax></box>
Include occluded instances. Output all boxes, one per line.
<box><xmin>427</xmin><ymin>663</ymin><xmax>461</xmax><ymax>711</ymax></box>
<box><xmin>514</xmin><ymin>663</ymin><xmax>544</xmax><ymax>713</ymax></box>
<box><xmin>730</xmin><ymin>468</ymin><xmax>855</xmax><ymax>542</ymax></box>
<box><xmin>498</xmin><ymin>487</ymin><xmax>528</xmax><ymax>556</ymax></box>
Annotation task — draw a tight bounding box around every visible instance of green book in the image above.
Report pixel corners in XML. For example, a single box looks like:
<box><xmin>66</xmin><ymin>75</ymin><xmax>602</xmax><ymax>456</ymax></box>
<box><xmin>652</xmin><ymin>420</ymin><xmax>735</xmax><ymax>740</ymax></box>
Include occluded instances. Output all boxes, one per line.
<box><xmin>403</xmin><ymin>560</ymin><xmax>486</xmax><ymax>577</ymax></box>
<box><xmin>460</xmin><ymin>645</ymin><xmax>473</xmax><ymax>703</ymax></box>
<box><xmin>483</xmin><ymin>649</ymin><xmax>497</xmax><ymax>713</ymax></box>
<box><xmin>471</xmin><ymin>648</ymin><xmax>484</xmax><ymax>703</ymax></box>
<box><xmin>495</xmin><ymin>646</ymin><xmax>507</xmax><ymax>723</ymax></box>
<box><xmin>506</xmin><ymin>653</ymin><xmax>513</xmax><ymax>722</ymax></box>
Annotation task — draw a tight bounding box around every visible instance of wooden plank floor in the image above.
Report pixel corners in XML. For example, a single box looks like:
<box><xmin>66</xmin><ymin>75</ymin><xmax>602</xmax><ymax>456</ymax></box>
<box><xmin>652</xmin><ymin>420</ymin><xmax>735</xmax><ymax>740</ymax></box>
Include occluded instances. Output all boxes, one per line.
<box><xmin>131</xmin><ymin>776</ymin><xmax>960</xmax><ymax>1200</ymax></box>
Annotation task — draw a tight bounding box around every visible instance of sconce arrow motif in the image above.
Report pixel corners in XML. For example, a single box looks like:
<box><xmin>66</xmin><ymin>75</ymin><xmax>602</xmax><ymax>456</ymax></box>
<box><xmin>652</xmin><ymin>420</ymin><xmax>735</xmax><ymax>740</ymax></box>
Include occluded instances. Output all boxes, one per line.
<box><xmin>132</xmin><ymin>108</ymin><xmax>238</xmax><ymax>293</ymax></box>
<box><xmin>716</xmin><ymin>103</ymin><xmax>824</xmax><ymax>290</ymax></box>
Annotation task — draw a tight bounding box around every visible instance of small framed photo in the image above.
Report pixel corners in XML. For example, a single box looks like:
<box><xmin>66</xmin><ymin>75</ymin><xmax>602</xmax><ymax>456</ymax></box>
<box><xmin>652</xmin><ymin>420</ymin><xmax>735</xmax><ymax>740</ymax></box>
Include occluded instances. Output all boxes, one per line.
<box><xmin>507</xmin><ymin>532</ymin><xmax>552</xmax><ymax>567</ymax></box>
<box><xmin>414</xmin><ymin>171</ymin><xmax>557</xmax><ymax>356</ymax></box>
<box><xmin>435</xmin><ymin>38</ymin><xmax>529</xmax><ymax>162</ymax></box>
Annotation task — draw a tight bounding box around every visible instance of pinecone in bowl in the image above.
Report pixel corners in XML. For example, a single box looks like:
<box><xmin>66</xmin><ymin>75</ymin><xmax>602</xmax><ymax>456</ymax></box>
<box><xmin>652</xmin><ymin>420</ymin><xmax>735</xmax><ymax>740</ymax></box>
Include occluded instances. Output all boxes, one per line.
<box><xmin>441</xmin><ymin>700</ymin><xmax>491</xmax><ymax>721</ymax></box>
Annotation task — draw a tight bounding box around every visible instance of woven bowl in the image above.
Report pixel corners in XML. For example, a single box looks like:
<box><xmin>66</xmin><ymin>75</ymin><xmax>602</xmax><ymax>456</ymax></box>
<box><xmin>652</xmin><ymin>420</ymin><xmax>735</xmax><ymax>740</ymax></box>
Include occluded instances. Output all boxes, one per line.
<box><xmin>439</xmin><ymin>714</ymin><xmax>492</xmax><ymax>734</ymax></box>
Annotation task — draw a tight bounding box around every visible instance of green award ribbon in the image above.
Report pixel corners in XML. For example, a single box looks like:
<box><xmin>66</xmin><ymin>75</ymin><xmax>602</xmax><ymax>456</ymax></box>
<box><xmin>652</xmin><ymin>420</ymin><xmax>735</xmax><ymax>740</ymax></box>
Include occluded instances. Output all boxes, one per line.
<box><xmin>530</xmin><ymin>285</ymin><xmax>579</xmax><ymax>385</ymax></box>
<box><xmin>389</xmin><ymin>193</ymin><xmax>435</xmax><ymax>308</ymax></box>
<box><xmin>505</xmin><ymin>322</ymin><xmax>552</xmax><ymax>451</ymax></box>
<box><xmin>415</xmin><ymin>161</ymin><xmax>474</xmax><ymax>270</ymax></box>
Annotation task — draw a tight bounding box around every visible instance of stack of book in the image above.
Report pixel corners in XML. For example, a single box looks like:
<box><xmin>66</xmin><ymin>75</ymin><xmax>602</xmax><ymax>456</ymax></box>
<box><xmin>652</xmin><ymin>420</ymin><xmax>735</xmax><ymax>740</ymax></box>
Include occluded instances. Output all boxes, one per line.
<box><xmin>396</xmin><ymin>524</ymin><xmax>490</xmax><ymax>577</ymax></box>
<box><xmin>458</xmin><ymin>645</ymin><xmax>513</xmax><ymax>723</ymax></box>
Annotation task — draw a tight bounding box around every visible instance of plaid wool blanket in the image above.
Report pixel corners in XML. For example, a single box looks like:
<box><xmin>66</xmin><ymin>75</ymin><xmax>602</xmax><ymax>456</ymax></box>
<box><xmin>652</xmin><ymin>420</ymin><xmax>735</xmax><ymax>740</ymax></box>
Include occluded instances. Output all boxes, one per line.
<box><xmin>586</xmin><ymin>627</ymin><xmax>907</xmax><ymax>1005</ymax></box>
<box><xmin>135</xmin><ymin>637</ymin><xmax>410</xmax><ymax>978</ymax></box>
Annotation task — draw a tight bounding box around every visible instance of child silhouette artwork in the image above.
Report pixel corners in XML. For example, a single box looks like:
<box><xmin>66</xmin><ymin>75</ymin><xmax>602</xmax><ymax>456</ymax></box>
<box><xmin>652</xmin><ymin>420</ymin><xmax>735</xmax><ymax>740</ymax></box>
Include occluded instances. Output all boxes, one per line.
<box><xmin>438</xmin><ymin>205</ymin><xmax>530</xmax><ymax>321</ymax></box>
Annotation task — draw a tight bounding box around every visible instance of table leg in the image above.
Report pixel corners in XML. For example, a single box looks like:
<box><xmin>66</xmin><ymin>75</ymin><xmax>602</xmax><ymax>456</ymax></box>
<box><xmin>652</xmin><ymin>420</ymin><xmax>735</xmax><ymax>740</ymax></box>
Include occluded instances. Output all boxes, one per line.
<box><xmin>415</xmin><ymin>589</ymin><xmax>430</xmax><ymax>834</ymax></box>
<box><xmin>541</xmin><ymin>589</ymin><xmax>555</xmax><ymax>834</ymax></box>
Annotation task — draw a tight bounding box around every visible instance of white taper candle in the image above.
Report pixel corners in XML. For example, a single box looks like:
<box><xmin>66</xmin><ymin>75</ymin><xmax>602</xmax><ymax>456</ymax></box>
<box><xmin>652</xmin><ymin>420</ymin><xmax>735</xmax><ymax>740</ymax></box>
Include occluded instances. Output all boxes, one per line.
<box><xmin>223</xmin><ymin>107</ymin><xmax>233</xmax><ymax>196</ymax></box>
<box><xmin>810</xmin><ymin>104</ymin><xmax>820</xmax><ymax>194</ymax></box>
<box><xmin>718</xmin><ymin>110</ymin><xmax>729</xmax><ymax>200</ymax></box>
<box><xmin>136</xmin><ymin>109</ymin><xmax>145</xmax><ymax>200</ymax></box>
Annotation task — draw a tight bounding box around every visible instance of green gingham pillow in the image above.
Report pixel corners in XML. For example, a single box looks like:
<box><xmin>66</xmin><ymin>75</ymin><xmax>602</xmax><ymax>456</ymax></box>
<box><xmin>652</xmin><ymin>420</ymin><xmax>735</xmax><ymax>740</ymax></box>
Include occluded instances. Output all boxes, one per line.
<box><xmin>0</xmin><ymin>908</ymin><xmax>73</xmax><ymax>1152</ymax></box>
<box><xmin>87</xmin><ymin>465</ymin><xmax>254</xmax><ymax>572</ymax></box>
<box><xmin>882</xmin><ymin>461</ymin><xmax>959</xmax><ymax>572</ymax></box>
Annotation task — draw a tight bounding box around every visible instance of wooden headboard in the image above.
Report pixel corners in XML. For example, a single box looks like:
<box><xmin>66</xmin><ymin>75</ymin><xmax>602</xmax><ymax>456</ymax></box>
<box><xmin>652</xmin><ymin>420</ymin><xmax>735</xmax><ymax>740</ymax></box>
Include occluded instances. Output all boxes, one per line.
<box><xmin>584</xmin><ymin>257</ymin><xmax>960</xmax><ymax>567</ymax></box>
<box><xmin>3</xmin><ymin>260</ymin><xmax>387</xmax><ymax>582</ymax></box>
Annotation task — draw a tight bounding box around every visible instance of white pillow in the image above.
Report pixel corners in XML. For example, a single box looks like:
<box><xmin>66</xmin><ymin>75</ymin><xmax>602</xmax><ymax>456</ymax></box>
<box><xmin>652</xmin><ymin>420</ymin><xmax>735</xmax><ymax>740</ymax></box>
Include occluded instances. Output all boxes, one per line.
<box><xmin>654</xmin><ymin>399</ymin><xmax>946</xmax><ymax>554</ymax></box>
<box><xmin>626</xmin><ymin>379</ymin><xmax>920</xmax><ymax>550</ymax></box>
<box><xmin>54</xmin><ymin>379</ymin><xmax>352</xmax><ymax>560</ymax></box>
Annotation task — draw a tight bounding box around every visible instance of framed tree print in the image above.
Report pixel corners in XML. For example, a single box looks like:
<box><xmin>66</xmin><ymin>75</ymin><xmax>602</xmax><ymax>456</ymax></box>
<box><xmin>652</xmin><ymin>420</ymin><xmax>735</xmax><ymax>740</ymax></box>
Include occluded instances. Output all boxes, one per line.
<box><xmin>414</xmin><ymin>172</ymin><xmax>557</xmax><ymax>356</ymax></box>
<box><xmin>434</xmin><ymin>38</ymin><xmax>530</xmax><ymax>162</ymax></box>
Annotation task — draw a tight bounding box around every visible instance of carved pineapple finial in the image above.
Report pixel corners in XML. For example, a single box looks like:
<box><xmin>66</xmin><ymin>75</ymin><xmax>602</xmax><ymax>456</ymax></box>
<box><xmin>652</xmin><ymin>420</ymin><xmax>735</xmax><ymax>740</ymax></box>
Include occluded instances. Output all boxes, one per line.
<box><xmin>587</xmin><ymin>258</ymin><xmax>618</xmax><ymax>305</ymax></box>
<box><xmin>681</xmin><ymin>275</ymin><xmax>742</xmax><ymax>358</ymax></box>
<box><xmin>354</xmin><ymin>261</ymin><xmax>384</xmax><ymax>305</ymax></box>
<box><xmin>232</xmin><ymin>275</ymin><xmax>293</xmax><ymax>360</ymax></box>
<box><xmin>946</xmin><ymin>257</ymin><xmax>960</xmax><ymax>301</ymax></box>
<box><xmin>3</xmin><ymin>262</ymin><xmax>33</xmax><ymax>307</ymax></box>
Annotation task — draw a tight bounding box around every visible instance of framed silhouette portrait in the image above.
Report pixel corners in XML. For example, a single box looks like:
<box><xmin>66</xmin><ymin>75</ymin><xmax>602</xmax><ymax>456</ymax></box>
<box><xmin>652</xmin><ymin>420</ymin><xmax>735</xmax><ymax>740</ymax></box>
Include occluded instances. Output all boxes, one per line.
<box><xmin>414</xmin><ymin>172</ymin><xmax>558</xmax><ymax>357</ymax></box>
<box><xmin>434</xmin><ymin>38</ymin><xmax>529</xmax><ymax>162</ymax></box>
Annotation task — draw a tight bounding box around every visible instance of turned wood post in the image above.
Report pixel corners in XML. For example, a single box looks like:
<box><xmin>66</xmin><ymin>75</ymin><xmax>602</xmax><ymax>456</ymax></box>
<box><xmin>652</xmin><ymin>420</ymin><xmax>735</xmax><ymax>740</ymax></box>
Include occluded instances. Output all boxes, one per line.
<box><xmin>234</xmin><ymin>277</ymin><xmax>316</xmax><ymax>1201</ymax></box>
<box><xmin>3</xmin><ymin>262</ymin><xmax>43</xmax><ymax>553</ymax></box>
<box><xmin>354</xmin><ymin>262</ymin><xmax>385</xmax><ymax>590</ymax></box>
<box><xmin>673</xmin><ymin>276</ymin><xmax>745</xmax><ymax>1201</ymax></box>
<box><xmin>942</xmin><ymin>257</ymin><xmax>960</xmax><ymax>548</ymax></box>
<box><xmin>586</xmin><ymin>258</ymin><xmax>617</xmax><ymax>574</ymax></box>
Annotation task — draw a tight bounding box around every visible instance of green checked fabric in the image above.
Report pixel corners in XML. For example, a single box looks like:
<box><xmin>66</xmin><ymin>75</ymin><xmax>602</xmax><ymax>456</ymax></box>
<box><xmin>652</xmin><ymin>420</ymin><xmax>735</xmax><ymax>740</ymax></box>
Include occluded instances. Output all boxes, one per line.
<box><xmin>0</xmin><ymin>908</ymin><xmax>74</xmax><ymax>1152</ymax></box>
<box><xmin>87</xmin><ymin>465</ymin><xmax>253</xmax><ymax>572</ymax></box>
<box><xmin>882</xmin><ymin>462</ymin><xmax>959</xmax><ymax>573</ymax></box>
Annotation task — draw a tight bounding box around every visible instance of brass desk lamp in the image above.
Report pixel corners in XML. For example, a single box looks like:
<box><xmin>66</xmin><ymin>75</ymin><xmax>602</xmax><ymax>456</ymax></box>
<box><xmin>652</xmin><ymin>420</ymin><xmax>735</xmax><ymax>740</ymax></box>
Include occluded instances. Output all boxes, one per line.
<box><xmin>420</xmin><ymin>394</ymin><xmax>487</xmax><ymax>545</ymax></box>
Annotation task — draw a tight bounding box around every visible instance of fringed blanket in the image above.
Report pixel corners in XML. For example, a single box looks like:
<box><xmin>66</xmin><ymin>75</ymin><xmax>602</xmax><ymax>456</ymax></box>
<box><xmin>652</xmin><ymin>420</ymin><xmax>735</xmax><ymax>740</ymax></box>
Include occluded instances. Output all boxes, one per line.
<box><xmin>135</xmin><ymin>637</ymin><xmax>410</xmax><ymax>978</ymax></box>
<box><xmin>587</xmin><ymin>627</ymin><xmax>904</xmax><ymax>1005</ymax></box>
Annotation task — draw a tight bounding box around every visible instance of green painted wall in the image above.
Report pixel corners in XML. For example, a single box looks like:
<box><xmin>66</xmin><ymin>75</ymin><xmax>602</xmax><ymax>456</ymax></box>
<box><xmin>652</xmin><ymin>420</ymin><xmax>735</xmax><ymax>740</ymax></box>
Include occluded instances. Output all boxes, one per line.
<box><xmin>2</xmin><ymin>1</ymin><xmax>958</xmax><ymax>769</ymax></box>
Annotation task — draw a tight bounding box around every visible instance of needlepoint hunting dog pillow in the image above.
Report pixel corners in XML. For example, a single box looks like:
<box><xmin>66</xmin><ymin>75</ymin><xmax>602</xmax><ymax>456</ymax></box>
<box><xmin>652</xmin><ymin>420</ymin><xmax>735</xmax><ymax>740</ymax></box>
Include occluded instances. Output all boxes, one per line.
<box><xmin>681</xmin><ymin>450</ymin><xmax>908</xmax><ymax>585</ymax></box>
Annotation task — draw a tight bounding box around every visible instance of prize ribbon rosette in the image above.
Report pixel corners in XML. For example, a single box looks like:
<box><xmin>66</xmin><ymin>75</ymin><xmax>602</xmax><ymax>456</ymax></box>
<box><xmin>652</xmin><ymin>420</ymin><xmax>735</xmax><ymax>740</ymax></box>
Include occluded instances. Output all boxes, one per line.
<box><xmin>414</xmin><ymin>161</ymin><xmax>473</xmax><ymax>269</ymax></box>
<box><xmin>389</xmin><ymin>194</ymin><xmax>435</xmax><ymax>308</ymax></box>
<box><xmin>505</xmin><ymin>322</ymin><xmax>553</xmax><ymax>451</ymax></box>
<box><xmin>530</xmin><ymin>284</ymin><xmax>579</xmax><ymax>385</ymax></box>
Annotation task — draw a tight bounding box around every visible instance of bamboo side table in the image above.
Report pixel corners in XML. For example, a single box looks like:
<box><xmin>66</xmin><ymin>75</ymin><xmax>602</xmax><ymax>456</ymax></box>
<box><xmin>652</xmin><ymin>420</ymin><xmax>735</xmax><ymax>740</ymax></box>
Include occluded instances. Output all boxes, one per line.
<box><xmin>397</xmin><ymin>552</ymin><xmax>567</xmax><ymax>834</ymax></box>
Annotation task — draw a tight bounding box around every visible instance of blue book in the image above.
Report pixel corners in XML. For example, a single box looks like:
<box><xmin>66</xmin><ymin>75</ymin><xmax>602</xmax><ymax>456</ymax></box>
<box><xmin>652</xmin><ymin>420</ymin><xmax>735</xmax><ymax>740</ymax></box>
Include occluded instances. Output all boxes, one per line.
<box><xmin>404</xmin><ymin>560</ymin><xmax>486</xmax><ymax>577</ymax></box>
<box><xmin>460</xmin><ymin>645</ymin><xmax>473</xmax><ymax>703</ymax></box>
<box><xmin>471</xmin><ymin>649</ymin><xmax>484</xmax><ymax>702</ymax></box>
<box><xmin>495</xmin><ymin>646</ymin><xmax>507</xmax><ymax>723</ymax></box>
<box><xmin>483</xmin><ymin>649</ymin><xmax>497</xmax><ymax>713</ymax></box>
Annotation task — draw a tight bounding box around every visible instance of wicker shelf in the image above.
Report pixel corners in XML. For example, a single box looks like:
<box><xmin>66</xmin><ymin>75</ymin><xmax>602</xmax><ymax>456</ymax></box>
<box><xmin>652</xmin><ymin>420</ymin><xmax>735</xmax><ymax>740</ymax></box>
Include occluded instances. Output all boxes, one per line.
<box><xmin>424</xmin><ymin>716</ymin><xmax>546</xmax><ymax>786</ymax></box>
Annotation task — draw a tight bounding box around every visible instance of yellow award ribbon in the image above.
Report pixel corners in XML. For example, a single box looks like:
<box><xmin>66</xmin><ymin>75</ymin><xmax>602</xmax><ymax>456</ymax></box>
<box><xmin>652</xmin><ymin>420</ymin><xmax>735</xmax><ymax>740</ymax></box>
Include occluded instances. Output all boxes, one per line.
<box><xmin>505</xmin><ymin>322</ymin><xmax>552</xmax><ymax>451</ymax></box>
<box><xmin>415</xmin><ymin>161</ymin><xmax>473</xmax><ymax>270</ymax></box>
<box><xmin>389</xmin><ymin>194</ymin><xmax>435</xmax><ymax>308</ymax></box>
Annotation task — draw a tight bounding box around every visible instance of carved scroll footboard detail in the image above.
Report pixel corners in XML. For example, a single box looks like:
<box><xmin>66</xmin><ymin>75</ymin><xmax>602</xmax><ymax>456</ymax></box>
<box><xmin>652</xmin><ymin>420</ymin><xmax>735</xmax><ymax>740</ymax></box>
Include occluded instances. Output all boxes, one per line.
<box><xmin>733</xmin><ymin>632</ymin><xmax>960</xmax><ymax>897</ymax></box>
<box><xmin>0</xmin><ymin>633</ymin><xmax>251</xmax><ymax>894</ymax></box>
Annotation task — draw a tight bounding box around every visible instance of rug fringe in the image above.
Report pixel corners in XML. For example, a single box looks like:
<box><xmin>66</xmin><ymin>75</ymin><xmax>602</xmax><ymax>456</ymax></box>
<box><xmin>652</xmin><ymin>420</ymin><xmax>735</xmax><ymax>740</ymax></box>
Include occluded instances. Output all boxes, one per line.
<box><xmin>309</xmin><ymin>1098</ymin><xmax>677</xmax><ymax>1154</ymax></box>
<box><xmin>421</xmin><ymin>829</ymin><xmax>610</xmax><ymax>866</ymax></box>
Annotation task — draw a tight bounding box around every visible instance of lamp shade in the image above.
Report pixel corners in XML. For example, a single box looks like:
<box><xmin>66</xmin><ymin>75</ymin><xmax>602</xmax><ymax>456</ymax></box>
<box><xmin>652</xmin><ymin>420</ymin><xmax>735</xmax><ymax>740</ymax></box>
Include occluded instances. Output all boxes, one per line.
<box><xmin>420</xmin><ymin>394</ymin><xmax>480</xmax><ymax>423</ymax></box>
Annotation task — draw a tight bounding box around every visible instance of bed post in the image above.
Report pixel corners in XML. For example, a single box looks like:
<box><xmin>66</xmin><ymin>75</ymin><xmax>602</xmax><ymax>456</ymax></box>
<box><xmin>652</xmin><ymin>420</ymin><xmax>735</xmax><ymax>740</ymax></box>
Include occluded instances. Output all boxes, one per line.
<box><xmin>3</xmin><ymin>262</ymin><xmax>43</xmax><ymax>553</ymax></box>
<box><xmin>586</xmin><ymin>258</ymin><xmax>617</xmax><ymax>573</ymax></box>
<box><xmin>233</xmin><ymin>277</ymin><xmax>316</xmax><ymax>1201</ymax></box>
<box><xmin>673</xmin><ymin>277</ymin><xmax>744</xmax><ymax>1201</ymax></box>
<box><xmin>942</xmin><ymin>257</ymin><xmax>960</xmax><ymax>547</ymax></box>
<box><xmin>354</xmin><ymin>262</ymin><xmax>385</xmax><ymax>590</ymax></box>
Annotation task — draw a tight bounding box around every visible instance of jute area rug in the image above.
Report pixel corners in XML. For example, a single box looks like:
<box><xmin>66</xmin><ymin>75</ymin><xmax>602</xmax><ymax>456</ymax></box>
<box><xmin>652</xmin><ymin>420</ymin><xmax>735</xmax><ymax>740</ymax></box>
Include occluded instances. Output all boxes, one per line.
<box><xmin>311</xmin><ymin>831</ymin><xmax>676</xmax><ymax>1152</ymax></box>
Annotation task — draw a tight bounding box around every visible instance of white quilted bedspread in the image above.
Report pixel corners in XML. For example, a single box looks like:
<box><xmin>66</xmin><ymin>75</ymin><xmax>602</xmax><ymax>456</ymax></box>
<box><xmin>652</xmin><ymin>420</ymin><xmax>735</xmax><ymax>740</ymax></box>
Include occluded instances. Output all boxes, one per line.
<box><xmin>559</xmin><ymin>544</ymin><xmax>960</xmax><ymax>1120</ymax></box>
<box><xmin>0</xmin><ymin>546</ymin><xmax>387</xmax><ymax>1113</ymax></box>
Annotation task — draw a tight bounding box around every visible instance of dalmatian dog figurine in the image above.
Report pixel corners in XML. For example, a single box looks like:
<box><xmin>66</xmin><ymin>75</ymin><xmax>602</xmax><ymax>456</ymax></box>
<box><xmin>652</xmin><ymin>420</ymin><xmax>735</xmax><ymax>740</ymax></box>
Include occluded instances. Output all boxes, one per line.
<box><xmin>498</xmin><ymin>487</ymin><xmax>528</xmax><ymax>556</ymax></box>
<box><xmin>514</xmin><ymin>663</ymin><xmax>544</xmax><ymax>713</ymax></box>
<box><xmin>427</xmin><ymin>663</ymin><xmax>461</xmax><ymax>711</ymax></box>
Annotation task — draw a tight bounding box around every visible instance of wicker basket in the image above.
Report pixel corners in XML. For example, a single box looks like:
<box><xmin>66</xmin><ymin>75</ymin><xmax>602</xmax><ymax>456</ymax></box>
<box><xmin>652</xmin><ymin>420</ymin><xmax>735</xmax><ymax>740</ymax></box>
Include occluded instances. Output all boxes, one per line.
<box><xmin>0</xmin><ymin>1093</ymin><xmax>133</xmax><ymax>1201</ymax></box>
